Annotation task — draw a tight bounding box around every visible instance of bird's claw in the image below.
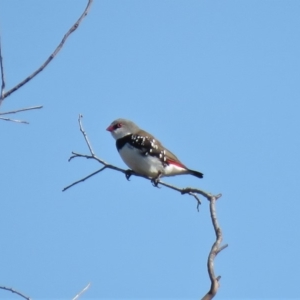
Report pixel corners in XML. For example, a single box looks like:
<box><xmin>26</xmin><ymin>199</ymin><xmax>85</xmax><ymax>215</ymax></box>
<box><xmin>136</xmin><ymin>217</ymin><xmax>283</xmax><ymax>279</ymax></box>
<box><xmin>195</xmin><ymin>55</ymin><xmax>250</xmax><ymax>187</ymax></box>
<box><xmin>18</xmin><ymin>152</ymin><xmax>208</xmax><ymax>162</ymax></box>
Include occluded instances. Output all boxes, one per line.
<box><xmin>151</xmin><ymin>178</ymin><xmax>160</xmax><ymax>187</ymax></box>
<box><xmin>151</xmin><ymin>172</ymin><xmax>161</xmax><ymax>188</ymax></box>
<box><xmin>125</xmin><ymin>169</ymin><xmax>133</xmax><ymax>181</ymax></box>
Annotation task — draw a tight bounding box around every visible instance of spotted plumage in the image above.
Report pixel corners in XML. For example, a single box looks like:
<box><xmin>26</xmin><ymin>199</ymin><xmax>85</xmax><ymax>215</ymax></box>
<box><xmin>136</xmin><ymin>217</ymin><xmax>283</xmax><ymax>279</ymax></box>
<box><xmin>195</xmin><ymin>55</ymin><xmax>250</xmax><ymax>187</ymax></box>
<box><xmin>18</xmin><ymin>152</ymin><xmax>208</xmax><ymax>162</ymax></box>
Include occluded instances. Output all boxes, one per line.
<box><xmin>107</xmin><ymin>118</ymin><xmax>203</xmax><ymax>179</ymax></box>
<box><xmin>116</xmin><ymin>133</ymin><xmax>170</xmax><ymax>167</ymax></box>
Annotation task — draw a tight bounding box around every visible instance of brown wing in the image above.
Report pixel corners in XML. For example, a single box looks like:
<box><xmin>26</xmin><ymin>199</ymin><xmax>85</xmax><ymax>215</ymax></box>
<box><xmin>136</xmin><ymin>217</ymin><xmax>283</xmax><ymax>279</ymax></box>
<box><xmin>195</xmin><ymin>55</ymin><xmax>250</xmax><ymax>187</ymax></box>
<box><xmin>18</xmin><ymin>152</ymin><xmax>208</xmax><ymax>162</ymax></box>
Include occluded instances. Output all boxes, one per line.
<box><xmin>134</xmin><ymin>130</ymin><xmax>187</xmax><ymax>168</ymax></box>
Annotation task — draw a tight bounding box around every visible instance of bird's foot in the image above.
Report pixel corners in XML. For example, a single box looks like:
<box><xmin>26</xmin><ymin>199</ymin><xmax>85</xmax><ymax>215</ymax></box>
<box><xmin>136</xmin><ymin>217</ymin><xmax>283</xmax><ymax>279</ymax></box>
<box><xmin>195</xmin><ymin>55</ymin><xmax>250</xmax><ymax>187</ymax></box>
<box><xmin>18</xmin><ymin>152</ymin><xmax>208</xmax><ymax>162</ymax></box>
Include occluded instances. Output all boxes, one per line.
<box><xmin>151</xmin><ymin>172</ymin><xmax>162</xmax><ymax>188</ymax></box>
<box><xmin>125</xmin><ymin>169</ymin><xmax>133</xmax><ymax>181</ymax></box>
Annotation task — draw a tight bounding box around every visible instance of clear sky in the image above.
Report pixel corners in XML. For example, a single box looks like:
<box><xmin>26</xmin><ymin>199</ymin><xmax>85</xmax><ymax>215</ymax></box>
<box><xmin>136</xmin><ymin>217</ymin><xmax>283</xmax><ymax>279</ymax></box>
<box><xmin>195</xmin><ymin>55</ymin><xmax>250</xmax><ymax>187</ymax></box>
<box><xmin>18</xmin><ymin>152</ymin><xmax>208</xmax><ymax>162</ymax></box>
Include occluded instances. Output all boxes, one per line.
<box><xmin>1</xmin><ymin>1</ymin><xmax>300</xmax><ymax>299</ymax></box>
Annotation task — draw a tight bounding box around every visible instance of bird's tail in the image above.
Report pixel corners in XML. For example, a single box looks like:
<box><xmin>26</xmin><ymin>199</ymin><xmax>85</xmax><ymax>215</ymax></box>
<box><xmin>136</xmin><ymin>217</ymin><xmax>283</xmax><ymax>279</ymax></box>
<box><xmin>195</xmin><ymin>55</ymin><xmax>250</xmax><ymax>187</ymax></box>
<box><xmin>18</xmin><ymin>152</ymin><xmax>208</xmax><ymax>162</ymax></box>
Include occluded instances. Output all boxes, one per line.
<box><xmin>188</xmin><ymin>169</ymin><xmax>204</xmax><ymax>179</ymax></box>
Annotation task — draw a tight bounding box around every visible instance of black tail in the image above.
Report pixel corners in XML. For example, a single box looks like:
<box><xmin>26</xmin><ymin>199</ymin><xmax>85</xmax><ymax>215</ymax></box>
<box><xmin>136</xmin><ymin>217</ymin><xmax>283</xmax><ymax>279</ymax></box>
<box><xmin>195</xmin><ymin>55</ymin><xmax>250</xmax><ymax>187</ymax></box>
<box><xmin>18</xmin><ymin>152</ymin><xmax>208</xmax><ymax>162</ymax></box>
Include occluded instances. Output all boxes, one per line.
<box><xmin>188</xmin><ymin>169</ymin><xmax>204</xmax><ymax>179</ymax></box>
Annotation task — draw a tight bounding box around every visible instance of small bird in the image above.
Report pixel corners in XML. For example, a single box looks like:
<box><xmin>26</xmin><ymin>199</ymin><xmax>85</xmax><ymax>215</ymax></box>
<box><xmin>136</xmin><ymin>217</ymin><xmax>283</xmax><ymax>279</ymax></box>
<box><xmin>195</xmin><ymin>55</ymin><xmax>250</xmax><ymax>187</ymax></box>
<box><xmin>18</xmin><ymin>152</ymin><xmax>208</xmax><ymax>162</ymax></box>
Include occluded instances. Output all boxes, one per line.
<box><xmin>106</xmin><ymin>118</ymin><xmax>203</xmax><ymax>182</ymax></box>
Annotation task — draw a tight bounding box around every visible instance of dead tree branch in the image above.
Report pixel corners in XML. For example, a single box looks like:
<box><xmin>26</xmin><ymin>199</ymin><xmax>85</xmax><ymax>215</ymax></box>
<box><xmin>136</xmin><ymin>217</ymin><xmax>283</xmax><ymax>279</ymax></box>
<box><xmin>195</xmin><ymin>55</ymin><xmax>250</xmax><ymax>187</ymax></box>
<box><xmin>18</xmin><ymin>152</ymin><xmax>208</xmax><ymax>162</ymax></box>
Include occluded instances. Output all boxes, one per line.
<box><xmin>0</xmin><ymin>1</ymin><xmax>93</xmax><ymax>124</ymax></box>
<box><xmin>201</xmin><ymin>194</ymin><xmax>228</xmax><ymax>300</ymax></box>
<box><xmin>72</xmin><ymin>282</ymin><xmax>91</xmax><ymax>300</ymax></box>
<box><xmin>0</xmin><ymin>286</ymin><xmax>31</xmax><ymax>300</ymax></box>
<box><xmin>1</xmin><ymin>0</ymin><xmax>93</xmax><ymax>101</ymax></box>
<box><xmin>64</xmin><ymin>114</ymin><xmax>228</xmax><ymax>298</ymax></box>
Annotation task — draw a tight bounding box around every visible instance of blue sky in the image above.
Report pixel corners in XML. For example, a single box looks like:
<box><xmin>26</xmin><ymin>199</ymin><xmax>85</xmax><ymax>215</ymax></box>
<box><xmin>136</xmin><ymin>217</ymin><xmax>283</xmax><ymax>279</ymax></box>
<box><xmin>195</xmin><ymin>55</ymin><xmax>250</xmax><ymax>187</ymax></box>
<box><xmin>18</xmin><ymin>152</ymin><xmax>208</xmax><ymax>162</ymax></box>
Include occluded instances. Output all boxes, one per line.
<box><xmin>1</xmin><ymin>1</ymin><xmax>300</xmax><ymax>299</ymax></box>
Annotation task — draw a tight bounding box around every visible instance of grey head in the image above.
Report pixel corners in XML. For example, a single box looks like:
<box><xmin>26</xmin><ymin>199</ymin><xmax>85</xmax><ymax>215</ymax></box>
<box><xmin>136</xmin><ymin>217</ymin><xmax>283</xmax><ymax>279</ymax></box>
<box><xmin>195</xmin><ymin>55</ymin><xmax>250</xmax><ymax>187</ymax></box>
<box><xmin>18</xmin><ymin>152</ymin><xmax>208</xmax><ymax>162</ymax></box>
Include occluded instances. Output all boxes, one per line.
<box><xmin>106</xmin><ymin>118</ymin><xmax>140</xmax><ymax>140</ymax></box>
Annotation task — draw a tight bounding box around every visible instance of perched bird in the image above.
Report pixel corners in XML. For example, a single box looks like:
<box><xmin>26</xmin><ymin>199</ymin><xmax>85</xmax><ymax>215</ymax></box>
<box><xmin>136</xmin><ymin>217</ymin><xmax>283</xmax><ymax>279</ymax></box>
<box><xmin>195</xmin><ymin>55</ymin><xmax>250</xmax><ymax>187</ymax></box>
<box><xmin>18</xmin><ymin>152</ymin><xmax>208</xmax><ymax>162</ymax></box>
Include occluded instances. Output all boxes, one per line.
<box><xmin>106</xmin><ymin>118</ymin><xmax>203</xmax><ymax>182</ymax></box>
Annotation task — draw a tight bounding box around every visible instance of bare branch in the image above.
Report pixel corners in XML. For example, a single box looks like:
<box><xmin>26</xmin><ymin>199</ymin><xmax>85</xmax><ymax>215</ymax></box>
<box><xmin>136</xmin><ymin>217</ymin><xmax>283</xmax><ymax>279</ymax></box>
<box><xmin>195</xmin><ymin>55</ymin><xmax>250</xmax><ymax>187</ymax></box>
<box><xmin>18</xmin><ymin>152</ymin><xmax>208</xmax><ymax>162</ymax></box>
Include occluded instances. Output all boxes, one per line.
<box><xmin>2</xmin><ymin>0</ymin><xmax>93</xmax><ymax>100</ymax></box>
<box><xmin>72</xmin><ymin>282</ymin><xmax>91</xmax><ymax>300</ymax></box>
<box><xmin>65</xmin><ymin>115</ymin><xmax>228</xmax><ymax>299</ymax></box>
<box><xmin>201</xmin><ymin>195</ymin><xmax>228</xmax><ymax>300</ymax></box>
<box><xmin>0</xmin><ymin>116</ymin><xmax>29</xmax><ymax>124</ymax></box>
<box><xmin>0</xmin><ymin>286</ymin><xmax>31</xmax><ymax>300</ymax></box>
<box><xmin>64</xmin><ymin>115</ymin><xmax>216</xmax><ymax>208</ymax></box>
<box><xmin>0</xmin><ymin>105</ymin><xmax>43</xmax><ymax>115</ymax></box>
<box><xmin>63</xmin><ymin>150</ymin><xmax>213</xmax><ymax>208</ymax></box>
<box><xmin>0</xmin><ymin>35</ymin><xmax>5</xmax><ymax>106</ymax></box>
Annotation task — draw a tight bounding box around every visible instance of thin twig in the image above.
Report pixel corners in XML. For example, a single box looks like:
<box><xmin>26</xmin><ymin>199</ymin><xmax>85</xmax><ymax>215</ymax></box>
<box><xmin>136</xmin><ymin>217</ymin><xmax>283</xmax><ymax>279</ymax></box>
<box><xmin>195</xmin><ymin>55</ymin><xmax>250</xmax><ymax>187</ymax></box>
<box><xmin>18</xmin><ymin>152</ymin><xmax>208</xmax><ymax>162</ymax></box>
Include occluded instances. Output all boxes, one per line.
<box><xmin>79</xmin><ymin>114</ymin><xmax>95</xmax><ymax>156</ymax></box>
<box><xmin>68</xmin><ymin>152</ymin><xmax>131</xmax><ymax>174</ymax></box>
<box><xmin>2</xmin><ymin>0</ymin><xmax>93</xmax><ymax>100</ymax></box>
<box><xmin>0</xmin><ymin>117</ymin><xmax>29</xmax><ymax>124</ymax></box>
<box><xmin>0</xmin><ymin>286</ymin><xmax>31</xmax><ymax>300</ymax></box>
<box><xmin>63</xmin><ymin>167</ymin><xmax>106</xmax><ymax>192</ymax></box>
<box><xmin>156</xmin><ymin>180</ymin><xmax>202</xmax><ymax>210</ymax></box>
<box><xmin>0</xmin><ymin>35</ymin><xmax>5</xmax><ymax>106</ymax></box>
<box><xmin>72</xmin><ymin>282</ymin><xmax>91</xmax><ymax>300</ymax></box>
<box><xmin>0</xmin><ymin>105</ymin><xmax>43</xmax><ymax>115</ymax></box>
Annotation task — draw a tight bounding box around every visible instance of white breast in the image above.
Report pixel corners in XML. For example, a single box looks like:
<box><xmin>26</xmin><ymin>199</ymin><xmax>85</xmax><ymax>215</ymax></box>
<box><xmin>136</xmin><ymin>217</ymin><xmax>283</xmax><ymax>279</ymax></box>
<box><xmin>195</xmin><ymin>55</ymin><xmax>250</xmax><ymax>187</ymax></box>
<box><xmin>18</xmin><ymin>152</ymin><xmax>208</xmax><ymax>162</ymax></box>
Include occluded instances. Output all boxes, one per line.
<box><xmin>119</xmin><ymin>144</ymin><xmax>164</xmax><ymax>177</ymax></box>
<box><xmin>119</xmin><ymin>143</ymin><xmax>188</xmax><ymax>178</ymax></box>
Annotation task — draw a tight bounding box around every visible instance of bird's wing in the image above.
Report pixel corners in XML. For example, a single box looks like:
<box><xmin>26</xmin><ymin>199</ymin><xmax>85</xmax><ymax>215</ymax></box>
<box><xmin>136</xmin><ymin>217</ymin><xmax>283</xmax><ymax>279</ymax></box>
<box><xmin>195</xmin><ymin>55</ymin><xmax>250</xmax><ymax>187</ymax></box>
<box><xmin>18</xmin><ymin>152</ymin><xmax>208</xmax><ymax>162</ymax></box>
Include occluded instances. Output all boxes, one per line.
<box><xmin>132</xmin><ymin>130</ymin><xmax>187</xmax><ymax>168</ymax></box>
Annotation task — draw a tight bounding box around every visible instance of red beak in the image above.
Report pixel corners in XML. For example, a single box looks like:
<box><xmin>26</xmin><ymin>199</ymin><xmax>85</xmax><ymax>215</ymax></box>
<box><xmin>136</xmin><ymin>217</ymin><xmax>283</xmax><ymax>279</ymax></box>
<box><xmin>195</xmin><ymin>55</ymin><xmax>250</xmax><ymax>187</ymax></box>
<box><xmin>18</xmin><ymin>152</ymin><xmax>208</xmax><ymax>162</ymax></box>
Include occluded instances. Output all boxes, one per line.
<box><xmin>106</xmin><ymin>125</ymin><xmax>114</xmax><ymax>132</ymax></box>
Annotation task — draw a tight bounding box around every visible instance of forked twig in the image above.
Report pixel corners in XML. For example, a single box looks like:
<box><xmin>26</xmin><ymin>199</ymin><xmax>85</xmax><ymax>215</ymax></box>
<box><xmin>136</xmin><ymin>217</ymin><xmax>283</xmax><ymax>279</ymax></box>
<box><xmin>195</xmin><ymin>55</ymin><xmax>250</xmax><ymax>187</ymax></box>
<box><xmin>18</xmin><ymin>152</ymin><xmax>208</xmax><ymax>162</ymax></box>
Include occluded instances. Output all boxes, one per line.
<box><xmin>0</xmin><ymin>286</ymin><xmax>30</xmax><ymax>300</ymax></box>
<box><xmin>0</xmin><ymin>106</ymin><xmax>43</xmax><ymax>124</ymax></box>
<box><xmin>64</xmin><ymin>114</ymin><xmax>228</xmax><ymax>298</ymax></box>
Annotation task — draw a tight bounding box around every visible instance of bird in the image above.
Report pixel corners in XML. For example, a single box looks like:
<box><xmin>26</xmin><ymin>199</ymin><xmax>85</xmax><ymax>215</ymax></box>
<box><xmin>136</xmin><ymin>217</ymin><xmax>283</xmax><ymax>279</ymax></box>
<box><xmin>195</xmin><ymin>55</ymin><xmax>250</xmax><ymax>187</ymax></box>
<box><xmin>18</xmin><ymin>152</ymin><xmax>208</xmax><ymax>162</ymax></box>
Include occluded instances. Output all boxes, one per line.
<box><xmin>106</xmin><ymin>118</ymin><xmax>203</xmax><ymax>183</ymax></box>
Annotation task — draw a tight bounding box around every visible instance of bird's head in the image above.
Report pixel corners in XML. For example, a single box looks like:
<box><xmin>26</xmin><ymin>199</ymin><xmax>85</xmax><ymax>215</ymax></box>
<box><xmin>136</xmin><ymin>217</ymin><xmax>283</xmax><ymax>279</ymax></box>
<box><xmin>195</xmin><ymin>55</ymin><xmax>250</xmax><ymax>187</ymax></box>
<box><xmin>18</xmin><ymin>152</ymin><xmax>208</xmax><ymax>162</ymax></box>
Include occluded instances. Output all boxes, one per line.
<box><xmin>106</xmin><ymin>118</ymin><xmax>139</xmax><ymax>140</ymax></box>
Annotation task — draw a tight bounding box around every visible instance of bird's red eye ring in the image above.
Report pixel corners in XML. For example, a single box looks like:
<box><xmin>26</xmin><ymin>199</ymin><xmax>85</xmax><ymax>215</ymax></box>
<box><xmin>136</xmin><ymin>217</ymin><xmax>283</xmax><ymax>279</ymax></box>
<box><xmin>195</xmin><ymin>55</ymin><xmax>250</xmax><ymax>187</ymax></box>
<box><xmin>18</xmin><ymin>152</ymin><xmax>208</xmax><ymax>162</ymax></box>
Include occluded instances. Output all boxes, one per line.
<box><xmin>113</xmin><ymin>123</ymin><xmax>122</xmax><ymax>130</ymax></box>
